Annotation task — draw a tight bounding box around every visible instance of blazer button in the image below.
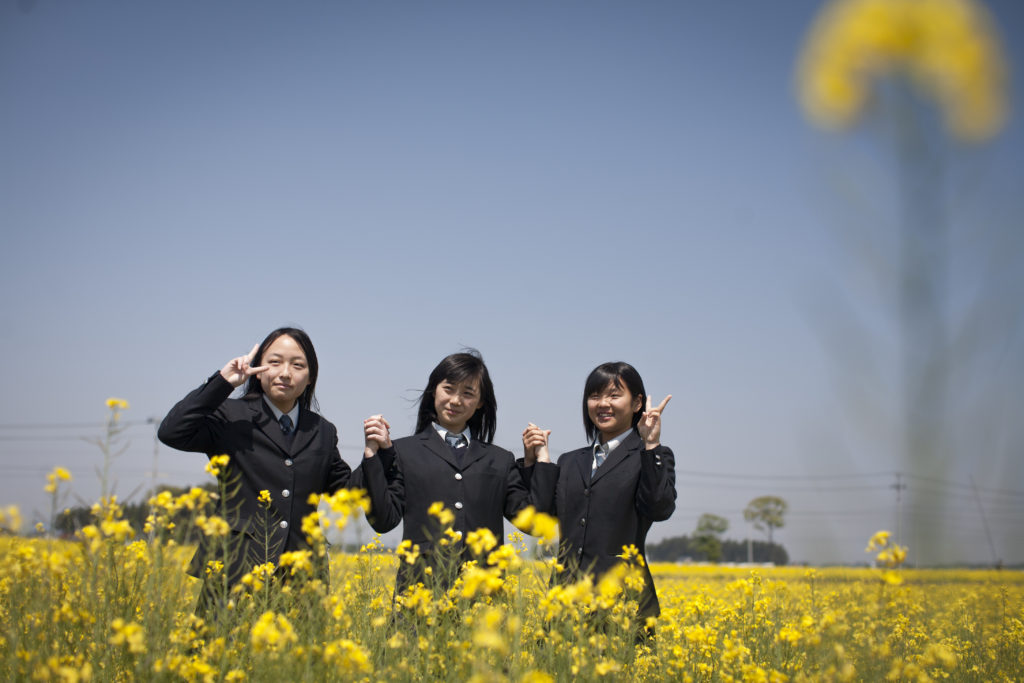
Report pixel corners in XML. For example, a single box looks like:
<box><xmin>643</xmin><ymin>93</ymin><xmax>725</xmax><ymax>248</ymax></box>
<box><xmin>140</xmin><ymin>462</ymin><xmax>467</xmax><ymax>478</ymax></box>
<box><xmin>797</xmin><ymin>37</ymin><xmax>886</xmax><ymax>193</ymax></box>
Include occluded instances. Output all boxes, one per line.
<box><xmin>279</xmin><ymin>520</ymin><xmax>289</xmax><ymax>529</ymax></box>
<box><xmin>281</xmin><ymin>489</ymin><xmax>291</xmax><ymax>498</ymax></box>
<box><xmin>454</xmin><ymin>502</ymin><xmax>464</xmax><ymax>510</ymax></box>
<box><xmin>285</xmin><ymin>459</ymin><xmax>294</xmax><ymax>467</ymax></box>
<box><xmin>580</xmin><ymin>518</ymin><xmax>586</xmax><ymax>526</ymax></box>
<box><xmin>577</xmin><ymin>547</ymin><xmax>583</xmax><ymax>555</ymax></box>
<box><xmin>454</xmin><ymin>473</ymin><xmax>463</xmax><ymax>480</ymax></box>
<box><xmin>584</xmin><ymin>488</ymin><xmax>590</xmax><ymax>496</ymax></box>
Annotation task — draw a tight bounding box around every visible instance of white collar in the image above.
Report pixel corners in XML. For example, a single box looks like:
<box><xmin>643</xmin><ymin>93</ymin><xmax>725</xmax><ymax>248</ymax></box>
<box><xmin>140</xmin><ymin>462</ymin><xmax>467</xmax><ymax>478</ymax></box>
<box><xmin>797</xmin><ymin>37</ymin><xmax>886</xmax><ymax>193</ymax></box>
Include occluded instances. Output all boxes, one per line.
<box><xmin>264</xmin><ymin>397</ymin><xmax>299</xmax><ymax>426</ymax></box>
<box><xmin>434</xmin><ymin>422</ymin><xmax>471</xmax><ymax>445</ymax></box>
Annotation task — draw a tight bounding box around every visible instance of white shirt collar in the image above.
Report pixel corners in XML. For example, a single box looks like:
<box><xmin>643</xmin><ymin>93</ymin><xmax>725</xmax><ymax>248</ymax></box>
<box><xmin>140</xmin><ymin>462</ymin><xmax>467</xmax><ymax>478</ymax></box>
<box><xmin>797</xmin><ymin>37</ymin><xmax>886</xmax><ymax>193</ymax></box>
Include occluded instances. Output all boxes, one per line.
<box><xmin>434</xmin><ymin>422</ymin><xmax>471</xmax><ymax>444</ymax></box>
<box><xmin>593</xmin><ymin>430</ymin><xmax>630</xmax><ymax>473</ymax></box>
<box><xmin>594</xmin><ymin>428</ymin><xmax>633</xmax><ymax>459</ymax></box>
<box><xmin>264</xmin><ymin>397</ymin><xmax>299</xmax><ymax>426</ymax></box>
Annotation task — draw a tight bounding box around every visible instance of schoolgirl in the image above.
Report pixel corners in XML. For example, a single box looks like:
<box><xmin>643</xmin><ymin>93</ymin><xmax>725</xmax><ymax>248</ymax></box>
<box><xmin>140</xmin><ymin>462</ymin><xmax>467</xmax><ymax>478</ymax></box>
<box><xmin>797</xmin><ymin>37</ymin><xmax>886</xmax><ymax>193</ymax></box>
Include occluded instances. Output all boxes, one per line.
<box><xmin>357</xmin><ymin>349</ymin><xmax>557</xmax><ymax>595</ymax></box>
<box><xmin>525</xmin><ymin>361</ymin><xmax>675</xmax><ymax>634</ymax></box>
<box><xmin>158</xmin><ymin>327</ymin><xmax>350</xmax><ymax>612</ymax></box>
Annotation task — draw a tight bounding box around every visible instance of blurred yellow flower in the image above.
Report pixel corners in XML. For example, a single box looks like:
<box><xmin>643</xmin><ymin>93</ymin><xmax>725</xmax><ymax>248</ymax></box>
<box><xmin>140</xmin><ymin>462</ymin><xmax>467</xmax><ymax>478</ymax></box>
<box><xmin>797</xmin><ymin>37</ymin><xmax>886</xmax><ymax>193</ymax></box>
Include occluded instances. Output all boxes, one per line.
<box><xmin>250</xmin><ymin>611</ymin><xmax>297</xmax><ymax>652</ymax></box>
<box><xmin>0</xmin><ymin>504</ymin><xmax>22</xmax><ymax>533</ymax></box>
<box><xmin>279</xmin><ymin>550</ymin><xmax>313</xmax><ymax>577</ymax></box>
<box><xmin>427</xmin><ymin>501</ymin><xmax>455</xmax><ymax>527</ymax></box>
<box><xmin>196</xmin><ymin>515</ymin><xmax>229</xmax><ymax>537</ymax></box>
<box><xmin>797</xmin><ymin>0</ymin><xmax>1008</xmax><ymax>141</ymax></box>
<box><xmin>109</xmin><ymin>618</ymin><xmax>146</xmax><ymax>654</ymax></box>
<box><xmin>466</xmin><ymin>528</ymin><xmax>498</xmax><ymax>556</ymax></box>
<box><xmin>105</xmin><ymin>397</ymin><xmax>130</xmax><ymax>410</ymax></box>
<box><xmin>866</xmin><ymin>530</ymin><xmax>892</xmax><ymax>552</ymax></box>
<box><xmin>205</xmin><ymin>454</ymin><xmax>230</xmax><ymax>477</ymax></box>
<box><xmin>512</xmin><ymin>505</ymin><xmax>559</xmax><ymax>546</ymax></box>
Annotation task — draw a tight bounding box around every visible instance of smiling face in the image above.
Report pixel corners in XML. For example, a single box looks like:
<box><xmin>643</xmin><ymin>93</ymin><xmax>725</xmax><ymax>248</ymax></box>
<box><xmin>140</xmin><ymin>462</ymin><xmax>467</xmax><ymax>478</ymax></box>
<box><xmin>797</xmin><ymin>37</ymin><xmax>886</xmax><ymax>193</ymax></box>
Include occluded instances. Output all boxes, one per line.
<box><xmin>258</xmin><ymin>334</ymin><xmax>310</xmax><ymax>413</ymax></box>
<box><xmin>586</xmin><ymin>379</ymin><xmax>642</xmax><ymax>442</ymax></box>
<box><xmin>433</xmin><ymin>376</ymin><xmax>483</xmax><ymax>435</ymax></box>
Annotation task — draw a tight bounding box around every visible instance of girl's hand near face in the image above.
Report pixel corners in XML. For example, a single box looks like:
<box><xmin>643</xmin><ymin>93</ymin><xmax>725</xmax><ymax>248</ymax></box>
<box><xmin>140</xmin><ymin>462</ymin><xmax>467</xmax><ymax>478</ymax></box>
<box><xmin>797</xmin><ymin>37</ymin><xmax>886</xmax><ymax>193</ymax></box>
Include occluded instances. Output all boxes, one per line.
<box><xmin>522</xmin><ymin>423</ymin><xmax>552</xmax><ymax>466</ymax></box>
<box><xmin>637</xmin><ymin>394</ymin><xmax>672</xmax><ymax>449</ymax></box>
<box><xmin>220</xmin><ymin>344</ymin><xmax>269</xmax><ymax>388</ymax></box>
<box><xmin>363</xmin><ymin>414</ymin><xmax>392</xmax><ymax>458</ymax></box>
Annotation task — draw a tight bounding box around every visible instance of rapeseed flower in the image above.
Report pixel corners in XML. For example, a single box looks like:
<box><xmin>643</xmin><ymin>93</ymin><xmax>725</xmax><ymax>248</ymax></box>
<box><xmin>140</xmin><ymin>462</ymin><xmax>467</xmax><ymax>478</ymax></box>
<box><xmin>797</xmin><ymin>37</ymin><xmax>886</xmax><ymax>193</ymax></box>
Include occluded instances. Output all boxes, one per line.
<box><xmin>797</xmin><ymin>0</ymin><xmax>1008</xmax><ymax>141</ymax></box>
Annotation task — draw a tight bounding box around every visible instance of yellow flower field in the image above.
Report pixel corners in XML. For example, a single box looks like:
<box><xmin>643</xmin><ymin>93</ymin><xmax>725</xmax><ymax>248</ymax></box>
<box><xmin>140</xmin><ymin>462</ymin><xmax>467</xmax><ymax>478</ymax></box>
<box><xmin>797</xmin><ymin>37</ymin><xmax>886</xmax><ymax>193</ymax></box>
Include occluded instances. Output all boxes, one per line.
<box><xmin>2</xmin><ymin>507</ymin><xmax>1022</xmax><ymax>682</ymax></box>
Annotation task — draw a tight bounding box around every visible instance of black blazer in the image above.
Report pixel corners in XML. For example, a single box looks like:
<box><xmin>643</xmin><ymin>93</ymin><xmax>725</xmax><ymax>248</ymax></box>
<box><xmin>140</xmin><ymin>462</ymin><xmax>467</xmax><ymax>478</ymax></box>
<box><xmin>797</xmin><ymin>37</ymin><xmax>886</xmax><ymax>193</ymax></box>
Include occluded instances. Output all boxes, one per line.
<box><xmin>157</xmin><ymin>372</ymin><xmax>351</xmax><ymax>584</ymax></box>
<box><xmin>548</xmin><ymin>431</ymin><xmax>675</xmax><ymax>619</ymax></box>
<box><xmin>355</xmin><ymin>427</ymin><xmax>558</xmax><ymax>593</ymax></box>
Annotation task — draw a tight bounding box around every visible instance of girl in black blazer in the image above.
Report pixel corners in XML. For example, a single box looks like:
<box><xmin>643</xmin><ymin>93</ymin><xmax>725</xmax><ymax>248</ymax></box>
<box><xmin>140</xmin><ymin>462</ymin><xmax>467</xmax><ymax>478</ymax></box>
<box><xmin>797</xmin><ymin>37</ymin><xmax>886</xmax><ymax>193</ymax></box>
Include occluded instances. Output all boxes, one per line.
<box><xmin>158</xmin><ymin>327</ymin><xmax>351</xmax><ymax>614</ymax></box>
<box><xmin>525</xmin><ymin>361</ymin><xmax>675</xmax><ymax>635</ymax></box>
<box><xmin>357</xmin><ymin>350</ymin><xmax>558</xmax><ymax>596</ymax></box>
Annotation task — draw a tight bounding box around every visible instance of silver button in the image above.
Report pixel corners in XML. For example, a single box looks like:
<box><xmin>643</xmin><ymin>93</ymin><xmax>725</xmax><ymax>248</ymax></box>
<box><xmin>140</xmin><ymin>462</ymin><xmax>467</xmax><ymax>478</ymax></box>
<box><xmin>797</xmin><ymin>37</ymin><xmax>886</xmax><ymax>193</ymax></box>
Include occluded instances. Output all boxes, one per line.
<box><xmin>285</xmin><ymin>459</ymin><xmax>294</xmax><ymax>467</ymax></box>
<box><xmin>454</xmin><ymin>473</ymin><xmax>463</xmax><ymax>480</ymax></box>
<box><xmin>281</xmin><ymin>489</ymin><xmax>291</xmax><ymax>498</ymax></box>
<box><xmin>454</xmin><ymin>502</ymin><xmax>463</xmax><ymax>510</ymax></box>
<box><xmin>577</xmin><ymin>547</ymin><xmax>583</xmax><ymax>555</ymax></box>
<box><xmin>279</xmin><ymin>520</ymin><xmax>288</xmax><ymax>529</ymax></box>
<box><xmin>580</xmin><ymin>518</ymin><xmax>586</xmax><ymax>526</ymax></box>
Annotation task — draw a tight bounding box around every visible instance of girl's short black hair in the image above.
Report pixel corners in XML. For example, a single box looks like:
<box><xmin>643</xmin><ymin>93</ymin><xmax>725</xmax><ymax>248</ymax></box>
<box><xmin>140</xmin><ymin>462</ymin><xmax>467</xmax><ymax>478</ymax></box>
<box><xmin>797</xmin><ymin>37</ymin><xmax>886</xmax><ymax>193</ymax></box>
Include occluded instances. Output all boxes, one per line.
<box><xmin>415</xmin><ymin>349</ymin><xmax>497</xmax><ymax>443</ymax></box>
<box><xmin>582</xmin><ymin>361</ymin><xmax>647</xmax><ymax>442</ymax></box>
<box><xmin>244</xmin><ymin>327</ymin><xmax>320</xmax><ymax>413</ymax></box>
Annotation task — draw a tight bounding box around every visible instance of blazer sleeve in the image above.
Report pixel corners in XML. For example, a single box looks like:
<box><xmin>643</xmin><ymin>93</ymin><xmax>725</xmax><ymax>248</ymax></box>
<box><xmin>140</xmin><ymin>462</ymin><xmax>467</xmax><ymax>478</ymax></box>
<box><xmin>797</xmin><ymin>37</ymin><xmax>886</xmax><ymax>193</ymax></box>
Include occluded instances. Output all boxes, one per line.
<box><xmin>635</xmin><ymin>445</ymin><xmax>676</xmax><ymax>522</ymax></box>
<box><xmin>354</xmin><ymin>446</ymin><xmax>405</xmax><ymax>533</ymax></box>
<box><xmin>504</xmin><ymin>459</ymin><xmax>558</xmax><ymax>523</ymax></box>
<box><xmin>323</xmin><ymin>424</ymin><xmax>352</xmax><ymax>493</ymax></box>
<box><xmin>157</xmin><ymin>372</ymin><xmax>235</xmax><ymax>453</ymax></box>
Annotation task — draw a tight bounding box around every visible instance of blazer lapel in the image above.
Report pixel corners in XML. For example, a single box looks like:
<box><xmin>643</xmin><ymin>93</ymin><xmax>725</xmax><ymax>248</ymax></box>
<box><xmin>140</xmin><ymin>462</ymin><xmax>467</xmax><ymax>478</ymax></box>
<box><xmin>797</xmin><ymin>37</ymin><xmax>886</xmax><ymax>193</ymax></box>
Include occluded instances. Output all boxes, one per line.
<box><xmin>290</xmin><ymin>409</ymin><xmax>320</xmax><ymax>455</ymax></box>
<box><xmin>590</xmin><ymin>432</ymin><xmax>641</xmax><ymax>484</ymax></box>
<box><xmin>249</xmin><ymin>397</ymin><xmax>292</xmax><ymax>456</ymax></box>
<box><xmin>574</xmin><ymin>447</ymin><xmax>593</xmax><ymax>486</ymax></box>
<box><xmin>418</xmin><ymin>429</ymin><xmax>460</xmax><ymax>469</ymax></box>
<box><xmin>461</xmin><ymin>439</ymin><xmax>488</xmax><ymax>469</ymax></box>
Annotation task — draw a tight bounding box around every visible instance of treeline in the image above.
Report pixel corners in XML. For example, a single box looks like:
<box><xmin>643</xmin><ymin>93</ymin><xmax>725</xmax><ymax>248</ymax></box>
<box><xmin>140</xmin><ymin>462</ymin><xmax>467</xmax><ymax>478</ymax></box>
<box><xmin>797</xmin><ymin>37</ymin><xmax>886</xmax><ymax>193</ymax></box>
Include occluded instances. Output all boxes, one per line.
<box><xmin>647</xmin><ymin>535</ymin><xmax>789</xmax><ymax>565</ymax></box>
<box><xmin>55</xmin><ymin>482</ymin><xmax>219</xmax><ymax>543</ymax></box>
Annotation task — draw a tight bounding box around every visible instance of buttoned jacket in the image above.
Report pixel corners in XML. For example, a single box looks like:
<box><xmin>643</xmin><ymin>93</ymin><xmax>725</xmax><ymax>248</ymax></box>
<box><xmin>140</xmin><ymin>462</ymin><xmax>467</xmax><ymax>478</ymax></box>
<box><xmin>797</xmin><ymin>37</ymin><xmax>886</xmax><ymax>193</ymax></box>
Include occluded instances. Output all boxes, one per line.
<box><xmin>355</xmin><ymin>427</ymin><xmax>558</xmax><ymax>593</ymax></box>
<box><xmin>157</xmin><ymin>372</ymin><xmax>351</xmax><ymax>584</ymax></box>
<box><xmin>548</xmin><ymin>431</ymin><xmax>675</xmax><ymax>618</ymax></box>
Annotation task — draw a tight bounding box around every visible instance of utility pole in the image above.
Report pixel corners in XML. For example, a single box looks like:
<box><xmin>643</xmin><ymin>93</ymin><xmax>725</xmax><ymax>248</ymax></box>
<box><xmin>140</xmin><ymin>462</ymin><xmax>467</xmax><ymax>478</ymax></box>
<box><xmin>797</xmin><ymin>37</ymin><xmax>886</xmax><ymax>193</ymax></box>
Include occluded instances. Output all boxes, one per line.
<box><xmin>969</xmin><ymin>475</ymin><xmax>999</xmax><ymax>567</ymax></box>
<box><xmin>891</xmin><ymin>472</ymin><xmax>907</xmax><ymax>546</ymax></box>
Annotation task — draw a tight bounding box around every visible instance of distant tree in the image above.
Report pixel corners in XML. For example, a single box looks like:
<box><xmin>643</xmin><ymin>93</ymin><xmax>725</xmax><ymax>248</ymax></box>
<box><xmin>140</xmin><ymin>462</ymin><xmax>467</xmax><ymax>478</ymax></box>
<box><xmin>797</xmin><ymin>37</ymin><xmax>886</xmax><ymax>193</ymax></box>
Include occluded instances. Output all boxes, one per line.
<box><xmin>55</xmin><ymin>482</ymin><xmax>218</xmax><ymax>543</ymax></box>
<box><xmin>646</xmin><ymin>534</ymin><xmax>788</xmax><ymax>565</ymax></box>
<box><xmin>743</xmin><ymin>496</ymin><xmax>788</xmax><ymax>546</ymax></box>
<box><xmin>645</xmin><ymin>535</ymin><xmax>694</xmax><ymax>562</ymax></box>
<box><xmin>692</xmin><ymin>513</ymin><xmax>729</xmax><ymax>562</ymax></box>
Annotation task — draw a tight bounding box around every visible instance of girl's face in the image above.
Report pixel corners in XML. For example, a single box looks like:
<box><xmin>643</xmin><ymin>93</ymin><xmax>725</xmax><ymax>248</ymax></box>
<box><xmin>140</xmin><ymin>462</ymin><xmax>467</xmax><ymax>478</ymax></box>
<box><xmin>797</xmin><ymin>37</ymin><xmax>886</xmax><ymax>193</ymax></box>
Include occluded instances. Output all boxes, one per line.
<box><xmin>587</xmin><ymin>379</ymin><xmax>642</xmax><ymax>442</ymax></box>
<box><xmin>434</xmin><ymin>376</ymin><xmax>483</xmax><ymax>434</ymax></box>
<box><xmin>259</xmin><ymin>335</ymin><xmax>310</xmax><ymax>413</ymax></box>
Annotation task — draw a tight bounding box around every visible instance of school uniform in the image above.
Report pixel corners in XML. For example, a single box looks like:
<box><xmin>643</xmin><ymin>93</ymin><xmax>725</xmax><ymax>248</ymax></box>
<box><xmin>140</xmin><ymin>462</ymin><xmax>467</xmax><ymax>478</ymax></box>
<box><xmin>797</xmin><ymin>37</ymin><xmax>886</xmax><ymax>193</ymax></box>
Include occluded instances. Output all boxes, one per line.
<box><xmin>355</xmin><ymin>426</ymin><xmax>558</xmax><ymax>594</ymax></box>
<box><xmin>549</xmin><ymin>430</ymin><xmax>675</xmax><ymax>620</ymax></box>
<box><xmin>157</xmin><ymin>371</ymin><xmax>351</xmax><ymax>588</ymax></box>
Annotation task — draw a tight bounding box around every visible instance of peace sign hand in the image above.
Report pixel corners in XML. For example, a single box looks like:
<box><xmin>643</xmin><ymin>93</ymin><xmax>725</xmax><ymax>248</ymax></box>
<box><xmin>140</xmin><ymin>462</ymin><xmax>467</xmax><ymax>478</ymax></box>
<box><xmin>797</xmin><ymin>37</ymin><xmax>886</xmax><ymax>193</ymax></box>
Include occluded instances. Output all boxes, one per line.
<box><xmin>636</xmin><ymin>394</ymin><xmax>671</xmax><ymax>449</ymax></box>
<box><xmin>219</xmin><ymin>344</ymin><xmax>269</xmax><ymax>388</ymax></box>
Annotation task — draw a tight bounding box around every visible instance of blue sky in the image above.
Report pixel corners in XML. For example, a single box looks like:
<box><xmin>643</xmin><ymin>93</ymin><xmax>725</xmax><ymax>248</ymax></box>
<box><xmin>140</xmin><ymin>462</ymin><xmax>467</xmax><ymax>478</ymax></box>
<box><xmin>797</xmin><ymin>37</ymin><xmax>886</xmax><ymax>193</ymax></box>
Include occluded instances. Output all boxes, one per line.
<box><xmin>2</xmin><ymin>0</ymin><xmax>1022</xmax><ymax>565</ymax></box>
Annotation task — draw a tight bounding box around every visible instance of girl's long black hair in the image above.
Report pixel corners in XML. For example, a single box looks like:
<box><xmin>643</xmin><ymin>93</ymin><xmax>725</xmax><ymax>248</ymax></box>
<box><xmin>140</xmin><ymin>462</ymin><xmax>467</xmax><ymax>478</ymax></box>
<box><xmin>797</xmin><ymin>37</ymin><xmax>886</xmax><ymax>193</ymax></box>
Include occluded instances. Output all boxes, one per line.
<box><xmin>243</xmin><ymin>327</ymin><xmax>320</xmax><ymax>413</ymax></box>
<box><xmin>415</xmin><ymin>349</ymin><xmax>497</xmax><ymax>443</ymax></box>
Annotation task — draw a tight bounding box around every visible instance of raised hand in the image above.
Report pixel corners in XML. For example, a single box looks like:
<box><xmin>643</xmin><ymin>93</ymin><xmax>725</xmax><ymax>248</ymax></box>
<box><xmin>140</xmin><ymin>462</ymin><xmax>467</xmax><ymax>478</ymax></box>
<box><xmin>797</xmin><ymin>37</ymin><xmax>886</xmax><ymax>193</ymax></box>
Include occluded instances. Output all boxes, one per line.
<box><xmin>363</xmin><ymin>414</ymin><xmax>392</xmax><ymax>458</ymax></box>
<box><xmin>636</xmin><ymin>394</ymin><xmax>671</xmax><ymax>449</ymax></box>
<box><xmin>522</xmin><ymin>423</ymin><xmax>552</xmax><ymax>465</ymax></box>
<box><xmin>219</xmin><ymin>344</ymin><xmax>269</xmax><ymax>388</ymax></box>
